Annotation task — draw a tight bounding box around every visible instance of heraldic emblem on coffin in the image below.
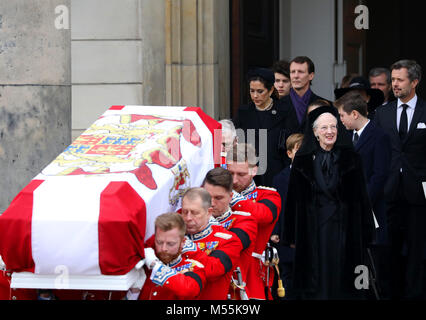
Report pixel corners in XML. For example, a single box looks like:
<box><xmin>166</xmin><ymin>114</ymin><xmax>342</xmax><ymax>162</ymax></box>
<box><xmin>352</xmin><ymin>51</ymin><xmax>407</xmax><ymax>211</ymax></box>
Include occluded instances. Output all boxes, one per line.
<box><xmin>0</xmin><ymin>105</ymin><xmax>221</xmax><ymax>292</ymax></box>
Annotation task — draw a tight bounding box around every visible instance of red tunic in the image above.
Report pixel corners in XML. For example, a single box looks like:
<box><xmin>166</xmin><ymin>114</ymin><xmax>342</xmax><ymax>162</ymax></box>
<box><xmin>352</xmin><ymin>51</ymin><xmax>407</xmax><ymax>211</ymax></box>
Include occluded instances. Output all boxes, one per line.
<box><xmin>220</xmin><ymin>152</ymin><xmax>227</xmax><ymax>169</ymax></box>
<box><xmin>184</xmin><ymin>219</ymin><xmax>243</xmax><ymax>300</ymax></box>
<box><xmin>139</xmin><ymin>255</ymin><xmax>206</xmax><ymax>300</ymax></box>
<box><xmin>231</xmin><ymin>182</ymin><xmax>281</xmax><ymax>300</ymax></box>
<box><xmin>215</xmin><ymin>208</ymin><xmax>257</xmax><ymax>299</ymax></box>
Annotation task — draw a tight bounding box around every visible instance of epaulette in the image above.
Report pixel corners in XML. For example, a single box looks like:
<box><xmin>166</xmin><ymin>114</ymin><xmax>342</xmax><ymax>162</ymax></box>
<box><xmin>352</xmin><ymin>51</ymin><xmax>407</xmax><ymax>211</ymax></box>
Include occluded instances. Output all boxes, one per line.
<box><xmin>214</xmin><ymin>232</ymin><xmax>233</xmax><ymax>240</ymax></box>
<box><xmin>232</xmin><ymin>210</ymin><xmax>252</xmax><ymax>216</ymax></box>
<box><xmin>182</xmin><ymin>238</ymin><xmax>197</xmax><ymax>253</ymax></box>
<box><xmin>257</xmin><ymin>186</ymin><xmax>277</xmax><ymax>192</ymax></box>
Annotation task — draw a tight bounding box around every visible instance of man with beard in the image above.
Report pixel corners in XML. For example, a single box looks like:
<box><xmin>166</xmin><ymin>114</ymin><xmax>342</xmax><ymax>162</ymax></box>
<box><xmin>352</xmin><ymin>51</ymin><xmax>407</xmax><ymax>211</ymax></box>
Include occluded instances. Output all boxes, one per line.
<box><xmin>226</xmin><ymin>143</ymin><xmax>281</xmax><ymax>300</ymax></box>
<box><xmin>181</xmin><ymin>187</ymin><xmax>243</xmax><ymax>300</ymax></box>
<box><xmin>202</xmin><ymin>167</ymin><xmax>257</xmax><ymax>299</ymax></box>
<box><xmin>134</xmin><ymin>212</ymin><xmax>206</xmax><ymax>300</ymax></box>
<box><xmin>375</xmin><ymin>59</ymin><xmax>426</xmax><ymax>299</ymax></box>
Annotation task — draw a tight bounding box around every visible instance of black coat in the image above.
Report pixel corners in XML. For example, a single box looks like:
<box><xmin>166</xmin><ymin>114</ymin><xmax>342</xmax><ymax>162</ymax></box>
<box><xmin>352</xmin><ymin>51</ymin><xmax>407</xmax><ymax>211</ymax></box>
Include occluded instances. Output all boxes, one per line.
<box><xmin>283</xmin><ymin>147</ymin><xmax>375</xmax><ymax>295</ymax></box>
<box><xmin>272</xmin><ymin>165</ymin><xmax>295</xmax><ymax>263</ymax></box>
<box><xmin>374</xmin><ymin>98</ymin><xmax>426</xmax><ymax>205</ymax></box>
<box><xmin>233</xmin><ymin>98</ymin><xmax>299</xmax><ymax>187</ymax></box>
<box><xmin>353</xmin><ymin>120</ymin><xmax>391</xmax><ymax>245</ymax></box>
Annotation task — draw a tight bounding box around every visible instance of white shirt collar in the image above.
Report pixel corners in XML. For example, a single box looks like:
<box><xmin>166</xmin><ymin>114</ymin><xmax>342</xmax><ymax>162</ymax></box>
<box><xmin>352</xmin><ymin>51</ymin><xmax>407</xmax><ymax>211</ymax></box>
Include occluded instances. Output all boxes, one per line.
<box><xmin>355</xmin><ymin>119</ymin><xmax>370</xmax><ymax>137</ymax></box>
<box><xmin>397</xmin><ymin>94</ymin><xmax>417</xmax><ymax>110</ymax></box>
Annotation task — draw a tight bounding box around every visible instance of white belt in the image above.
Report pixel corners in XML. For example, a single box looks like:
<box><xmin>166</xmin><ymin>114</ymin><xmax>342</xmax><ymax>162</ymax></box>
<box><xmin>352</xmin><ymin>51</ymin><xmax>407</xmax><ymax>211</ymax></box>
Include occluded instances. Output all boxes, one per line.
<box><xmin>252</xmin><ymin>252</ymin><xmax>263</xmax><ymax>260</ymax></box>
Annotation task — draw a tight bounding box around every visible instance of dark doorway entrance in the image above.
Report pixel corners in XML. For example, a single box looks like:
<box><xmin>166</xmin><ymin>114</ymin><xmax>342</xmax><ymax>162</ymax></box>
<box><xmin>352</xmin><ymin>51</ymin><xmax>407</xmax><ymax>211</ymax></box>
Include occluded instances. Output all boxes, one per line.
<box><xmin>365</xmin><ymin>0</ymin><xmax>425</xmax><ymax>96</ymax></box>
<box><xmin>230</xmin><ymin>0</ymin><xmax>279</xmax><ymax>118</ymax></box>
<box><xmin>343</xmin><ymin>0</ymin><xmax>367</xmax><ymax>77</ymax></box>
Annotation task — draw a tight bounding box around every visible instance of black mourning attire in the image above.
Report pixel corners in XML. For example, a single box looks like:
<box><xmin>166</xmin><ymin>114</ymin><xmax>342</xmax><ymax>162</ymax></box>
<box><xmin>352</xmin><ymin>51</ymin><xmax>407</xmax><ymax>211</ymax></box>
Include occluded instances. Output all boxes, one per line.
<box><xmin>283</xmin><ymin>106</ymin><xmax>375</xmax><ymax>300</ymax></box>
<box><xmin>334</xmin><ymin>76</ymin><xmax>384</xmax><ymax>120</ymax></box>
<box><xmin>233</xmin><ymin>68</ymin><xmax>299</xmax><ymax>187</ymax></box>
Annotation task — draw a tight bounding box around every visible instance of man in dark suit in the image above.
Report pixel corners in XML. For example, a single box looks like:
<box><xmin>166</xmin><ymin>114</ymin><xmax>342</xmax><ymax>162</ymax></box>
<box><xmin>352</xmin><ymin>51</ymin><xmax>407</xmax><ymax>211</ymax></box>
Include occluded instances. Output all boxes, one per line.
<box><xmin>282</xmin><ymin>56</ymin><xmax>327</xmax><ymax>132</ymax></box>
<box><xmin>375</xmin><ymin>59</ymin><xmax>426</xmax><ymax>299</ymax></box>
<box><xmin>335</xmin><ymin>91</ymin><xmax>392</xmax><ymax>299</ymax></box>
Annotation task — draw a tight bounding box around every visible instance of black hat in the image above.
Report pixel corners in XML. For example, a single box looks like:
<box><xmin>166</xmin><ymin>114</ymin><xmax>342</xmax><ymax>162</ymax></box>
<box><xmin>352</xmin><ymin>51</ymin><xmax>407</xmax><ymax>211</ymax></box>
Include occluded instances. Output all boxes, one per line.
<box><xmin>297</xmin><ymin>105</ymin><xmax>352</xmax><ymax>156</ymax></box>
<box><xmin>247</xmin><ymin>67</ymin><xmax>275</xmax><ymax>85</ymax></box>
<box><xmin>334</xmin><ymin>76</ymin><xmax>384</xmax><ymax>108</ymax></box>
<box><xmin>308</xmin><ymin>105</ymin><xmax>339</xmax><ymax>127</ymax></box>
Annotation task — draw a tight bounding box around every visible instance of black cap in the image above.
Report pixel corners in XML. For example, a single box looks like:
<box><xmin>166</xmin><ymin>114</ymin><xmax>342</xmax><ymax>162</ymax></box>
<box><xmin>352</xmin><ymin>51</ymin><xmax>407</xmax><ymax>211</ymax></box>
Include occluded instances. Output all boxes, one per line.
<box><xmin>308</xmin><ymin>105</ymin><xmax>339</xmax><ymax>127</ymax></box>
<box><xmin>298</xmin><ymin>104</ymin><xmax>353</xmax><ymax>155</ymax></box>
<box><xmin>334</xmin><ymin>76</ymin><xmax>384</xmax><ymax>108</ymax></box>
<box><xmin>247</xmin><ymin>67</ymin><xmax>275</xmax><ymax>84</ymax></box>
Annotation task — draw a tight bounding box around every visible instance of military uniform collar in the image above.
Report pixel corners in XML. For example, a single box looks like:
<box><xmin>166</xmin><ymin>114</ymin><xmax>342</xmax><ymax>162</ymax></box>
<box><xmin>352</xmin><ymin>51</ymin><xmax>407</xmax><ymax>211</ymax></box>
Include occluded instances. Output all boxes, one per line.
<box><xmin>240</xmin><ymin>181</ymin><xmax>256</xmax><ymax>197</ymax></box>
<box><xmin>167</xmin><ymin>255</ymin><xmax>183</xmax><ymax>268</ymax></box>
<box><xmin>187</xmin><ymin>217</ymin><xmax>219</xmax><ymax>241</ymax></box>
<box><xmin>215</xmin><ymin>207</ymin><xmax>232</xmax><ymax>224</ymax></box>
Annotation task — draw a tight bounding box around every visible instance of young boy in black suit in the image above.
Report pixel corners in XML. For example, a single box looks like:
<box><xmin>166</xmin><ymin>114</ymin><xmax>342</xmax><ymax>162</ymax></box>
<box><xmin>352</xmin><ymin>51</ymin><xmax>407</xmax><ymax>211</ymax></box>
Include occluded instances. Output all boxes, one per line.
<box><xmin>270</xmin><ymin>133</ymin><xmax>304</xmax><ymax>299</ymax></box>
<box><xmin>335</xmin><ymin>90</ymin><xmax>392</xmax><ymax>299</ymax></box>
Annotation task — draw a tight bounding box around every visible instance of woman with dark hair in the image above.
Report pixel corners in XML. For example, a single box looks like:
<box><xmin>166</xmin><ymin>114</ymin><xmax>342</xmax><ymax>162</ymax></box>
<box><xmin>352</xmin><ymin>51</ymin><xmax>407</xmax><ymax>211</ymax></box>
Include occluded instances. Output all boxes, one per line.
<box><xmin>283</xmin><ymin>105</ymin><xmax>375</xmax><ymax>300</ymax></box>
<box><xmin>233</xmin><ymin>67</ymin><xmax>299</xmax><ymax>187</ymax></box>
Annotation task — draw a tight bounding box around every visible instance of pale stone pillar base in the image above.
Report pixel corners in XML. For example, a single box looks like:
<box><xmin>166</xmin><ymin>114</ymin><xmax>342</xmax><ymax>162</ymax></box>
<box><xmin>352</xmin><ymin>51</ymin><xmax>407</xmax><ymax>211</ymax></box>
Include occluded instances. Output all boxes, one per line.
<box><xmin>165</xmin><ymin>0</ymin><xmax>230</xmax><ymax>119</ymax></box>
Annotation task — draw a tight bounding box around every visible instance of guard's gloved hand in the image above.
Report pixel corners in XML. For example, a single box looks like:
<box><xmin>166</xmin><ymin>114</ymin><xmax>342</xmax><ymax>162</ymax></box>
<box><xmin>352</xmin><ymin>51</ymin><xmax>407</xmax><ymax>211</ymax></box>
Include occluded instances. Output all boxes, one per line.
<box><xmin>144</xmin><ymin>248</ymin><xmax>160</xmax><ymax>270</ymax></box>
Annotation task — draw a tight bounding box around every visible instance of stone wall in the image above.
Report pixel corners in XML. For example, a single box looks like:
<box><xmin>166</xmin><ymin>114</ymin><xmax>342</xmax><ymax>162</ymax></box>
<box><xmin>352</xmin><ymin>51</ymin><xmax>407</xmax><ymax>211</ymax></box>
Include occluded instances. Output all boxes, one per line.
<box><xmin>71</xmin><ymin>0</ymin><xmax>144</xmax><ymax>140</ymax></box>
<box><xmin>71</xmin><ymin>0</ymin><xmax>230</xmax><ymax>141</ymax></box>
<box><xmin>0</xmin><ymin>0</ymin><xmax>231</xmax><ymax>212</ymax></box>
<box><xmin>0</xmin><ymin>0</ymin><xmax>71</xmax><ymax>213</ymax></box>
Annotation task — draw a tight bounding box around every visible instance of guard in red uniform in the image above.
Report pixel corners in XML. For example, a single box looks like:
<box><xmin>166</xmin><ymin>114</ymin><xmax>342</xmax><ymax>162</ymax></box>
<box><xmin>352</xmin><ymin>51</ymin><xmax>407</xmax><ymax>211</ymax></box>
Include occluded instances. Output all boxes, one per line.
<box><xmin>136</xmin><ymin>212</ymin><xmax>206</xmax><ymax>300</ymax></box>
<box><xmin>202</xmin><ymin>167</ymin><xmax>257</xmax><ymax>299</ymax></box>
<box><xmin>227</xmin><ymin>143</ymin><xmax>282</xmax><ymax>300</ymax></box>
<box><xmin>180</xmin><ymin>187</ymin><xmax>243</xmax><ymax>300</ymax></box>
<box><xmin>139</xmin><ymin>248</ymin><xmax>205</xmax><ymax>300</ymax></box>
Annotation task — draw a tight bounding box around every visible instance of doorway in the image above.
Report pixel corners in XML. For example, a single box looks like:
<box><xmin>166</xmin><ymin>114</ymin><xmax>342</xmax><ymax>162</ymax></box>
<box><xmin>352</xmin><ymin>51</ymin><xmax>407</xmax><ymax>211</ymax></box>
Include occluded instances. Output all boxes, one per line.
<box><xmin>230</xmin><ymin>0</ymin><xmax>279</xmax><ymax>118</ymax></box>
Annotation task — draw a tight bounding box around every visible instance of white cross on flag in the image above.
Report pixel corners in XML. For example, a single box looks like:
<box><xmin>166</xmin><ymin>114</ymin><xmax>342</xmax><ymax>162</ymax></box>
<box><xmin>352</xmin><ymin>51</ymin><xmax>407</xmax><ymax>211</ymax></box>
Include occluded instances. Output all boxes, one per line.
<box><xmin>0</xmin><ymin>106</ymin><xmax>221</xmax><ymax>278</ymax></box>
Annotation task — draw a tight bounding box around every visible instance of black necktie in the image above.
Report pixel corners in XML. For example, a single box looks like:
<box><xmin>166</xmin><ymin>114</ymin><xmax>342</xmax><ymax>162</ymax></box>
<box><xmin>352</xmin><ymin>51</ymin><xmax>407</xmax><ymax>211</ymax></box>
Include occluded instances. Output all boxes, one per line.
<box><xmin>353</xmin><ymin>132</ymin><xmax>359</xmax><ymax>146</ymax></box>
<box><xmin>399</xmin><ymin>104</ymin><xmax>408</xmax><ymax>140</ymax></box>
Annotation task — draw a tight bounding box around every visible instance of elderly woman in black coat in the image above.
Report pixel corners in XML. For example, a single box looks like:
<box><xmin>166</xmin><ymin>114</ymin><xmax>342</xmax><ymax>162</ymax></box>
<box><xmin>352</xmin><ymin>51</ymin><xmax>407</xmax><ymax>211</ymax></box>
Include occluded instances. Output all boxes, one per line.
<box><xmin>283</xmin><ymin>105</ymin><xmax>375</xmax><ymax>300</ymax></box>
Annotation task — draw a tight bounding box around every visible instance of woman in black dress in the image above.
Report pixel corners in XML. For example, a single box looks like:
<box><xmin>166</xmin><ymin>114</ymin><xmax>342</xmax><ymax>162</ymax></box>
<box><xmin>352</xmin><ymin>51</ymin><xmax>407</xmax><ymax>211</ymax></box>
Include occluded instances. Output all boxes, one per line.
<box><xmin>233</xmin><ymin>68</ymin><xmax>299</xmax><ymax>187</ymax></box>
<box><xmin>283</xmin><ymin>106</ymin><xmax>375</xmax><ymax>299</ymax></box>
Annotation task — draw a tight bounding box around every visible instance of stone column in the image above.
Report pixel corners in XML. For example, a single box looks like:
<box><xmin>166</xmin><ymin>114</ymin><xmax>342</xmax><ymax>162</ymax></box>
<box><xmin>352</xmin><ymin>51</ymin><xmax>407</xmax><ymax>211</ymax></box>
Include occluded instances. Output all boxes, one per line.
<box><xmin>0</xmin><ymin>0</ymin><xmax>71</xmax><ymax>213</ymax></box>
<box><xmin>165</xmin><ymin>0</ymin><xmax>230</xmax><ymax>119</ymax></box>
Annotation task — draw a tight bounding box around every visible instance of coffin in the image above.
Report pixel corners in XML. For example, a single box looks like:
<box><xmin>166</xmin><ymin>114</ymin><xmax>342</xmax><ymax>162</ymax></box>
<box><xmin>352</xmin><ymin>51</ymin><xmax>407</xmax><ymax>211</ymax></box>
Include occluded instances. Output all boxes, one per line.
<box><xmin>0</xmin><ymin>106</ymin><xmax>221</xmax><ymax>289</ymax></box>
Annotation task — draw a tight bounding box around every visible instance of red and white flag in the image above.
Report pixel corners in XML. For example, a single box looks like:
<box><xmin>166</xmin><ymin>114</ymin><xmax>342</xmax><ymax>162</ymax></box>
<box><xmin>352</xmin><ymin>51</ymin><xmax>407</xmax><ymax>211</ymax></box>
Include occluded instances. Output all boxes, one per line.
<box><xmin>0</xmin><ymin>106</ymin><xmax>221</xmax><ymax>277</ymax></box>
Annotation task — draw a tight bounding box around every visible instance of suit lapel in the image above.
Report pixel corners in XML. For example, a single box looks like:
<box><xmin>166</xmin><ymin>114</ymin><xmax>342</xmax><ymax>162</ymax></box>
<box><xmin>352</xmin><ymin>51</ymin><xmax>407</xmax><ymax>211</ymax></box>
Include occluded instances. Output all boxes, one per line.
<box><xmin>399</xmin><ymin>98</ymin><xmax>425</xmax><ymax>144</ymax></box>
<box><xmin>407</xmin><ymin>98</ymin><xmax>425</xmax><ymax>137</ymax></box>
<box><xmin>389</xmin><ymin>101</ymin><xmax>399</xmax><ymax>136</ymax></box>
<box><xmin>355</xmin><ymin>121</ymin><xmax>374</xmax><ymax>151</ymax></box>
